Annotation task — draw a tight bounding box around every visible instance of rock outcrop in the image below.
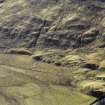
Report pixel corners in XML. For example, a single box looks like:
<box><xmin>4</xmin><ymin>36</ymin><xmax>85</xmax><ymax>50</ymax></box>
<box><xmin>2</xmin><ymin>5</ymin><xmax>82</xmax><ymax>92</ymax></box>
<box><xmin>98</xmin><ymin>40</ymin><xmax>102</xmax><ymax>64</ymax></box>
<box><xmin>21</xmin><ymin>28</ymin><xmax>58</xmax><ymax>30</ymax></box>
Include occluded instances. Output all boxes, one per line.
<box><xmin>0</xmin><ymin>0</ymin><xmax>105</xmax><ymax>49</ymax></box>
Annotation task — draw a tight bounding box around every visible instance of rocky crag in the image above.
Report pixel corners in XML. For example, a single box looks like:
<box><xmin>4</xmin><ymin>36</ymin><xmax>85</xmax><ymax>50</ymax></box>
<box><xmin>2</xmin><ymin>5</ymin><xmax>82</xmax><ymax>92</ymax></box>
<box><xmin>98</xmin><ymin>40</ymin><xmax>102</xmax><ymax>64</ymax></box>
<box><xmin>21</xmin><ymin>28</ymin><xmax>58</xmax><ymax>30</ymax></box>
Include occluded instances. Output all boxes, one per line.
<box><xmin>0</xmin><ymin>0</ymin><xmax>105</xmax><ymax>49</ymax></box>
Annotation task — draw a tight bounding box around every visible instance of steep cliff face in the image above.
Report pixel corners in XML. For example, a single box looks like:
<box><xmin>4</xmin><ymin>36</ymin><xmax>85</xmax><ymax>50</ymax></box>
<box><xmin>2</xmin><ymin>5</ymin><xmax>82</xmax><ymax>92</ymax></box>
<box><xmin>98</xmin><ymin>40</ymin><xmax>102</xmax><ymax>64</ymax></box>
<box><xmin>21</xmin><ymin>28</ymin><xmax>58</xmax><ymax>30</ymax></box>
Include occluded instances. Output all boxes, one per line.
<box><xmin>0</xmin><ymin>0</ymin><xmax>105</xmax><ymax>49</ymax></box>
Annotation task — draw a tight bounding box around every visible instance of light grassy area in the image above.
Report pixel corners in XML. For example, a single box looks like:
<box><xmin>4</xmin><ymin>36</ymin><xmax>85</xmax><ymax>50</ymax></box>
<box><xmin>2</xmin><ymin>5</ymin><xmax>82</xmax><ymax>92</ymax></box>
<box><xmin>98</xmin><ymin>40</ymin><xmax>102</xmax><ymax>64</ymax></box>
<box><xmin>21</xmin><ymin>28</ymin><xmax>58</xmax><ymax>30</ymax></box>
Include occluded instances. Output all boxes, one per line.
<box><xmin>38</xmin><ymin>5</ymin><xmax>61</xmax><ymax>20</ymax></box>
<box><xmin>6</xmin><ymin>48</ymin><xmax>32</xmax><ymax>55</ymax></box>
<box><xmin>79</xmin><ymin>80</ymin><xmax>105</xmax><ymax>94</ymax></box>
<box><xmin>0</xmin><ymin>54</ymin><xmax>95</xmax><ymax>105</ymax></box>
<box><xmin>0</xmin><ymin>0</ymin><xmax>29</xmax><ymax>23</ymax></box>
<box><xmin>0</xmin><ymin>54</ymin><xmax>73</xmax><ymax>85</ymax></box>
<box><xmin>0</xmin><ymin>54</ymin><xmax>34</xmax><ymax>69</ymax></box>
<box><xmin>0</xmin><ymin>82</ymin><xmax>95</xmax><ymax>105</ymax></box>
<box><xmin>0</xmin><ymin>53</ymin><xmax>97</xmax><ymax>86</ymax></box>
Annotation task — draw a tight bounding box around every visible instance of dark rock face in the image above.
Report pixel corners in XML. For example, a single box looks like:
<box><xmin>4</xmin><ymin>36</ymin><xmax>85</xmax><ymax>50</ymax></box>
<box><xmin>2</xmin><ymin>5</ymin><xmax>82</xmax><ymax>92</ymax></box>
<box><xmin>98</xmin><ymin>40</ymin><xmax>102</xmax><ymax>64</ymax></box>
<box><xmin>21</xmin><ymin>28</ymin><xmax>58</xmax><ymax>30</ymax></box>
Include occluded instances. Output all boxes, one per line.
<box><xmin>96</xmin><ymin>100</ymin><xmax>105</xmax><ymax>105</ymax></box>
<box><xmin>0</xmin><ymin>0</ymin><xmax>105</xmax><ymax>49</ymax></box>
<box><xmin>89</xmin><ymin>91</ymin><xmax>105</xmax><ymax>105</ymax></box>
<box><xmin>83</xmin><ymin>64</ymin><xmax>99</xmax><ymax>70</ymax></box>
<box><xmin>0</xmin><ymin>0</ymin><xmax>5</xmax><ymax>3</ymax></box>
<box><xmin>91</xmin><ymin>97</ymin><xmax>105</xmax><ymax>105</ymax></box>
<box><xmin>96</xmin><ymin>0</ymin><xmax>105</xmax><ymax>2</ymax></box>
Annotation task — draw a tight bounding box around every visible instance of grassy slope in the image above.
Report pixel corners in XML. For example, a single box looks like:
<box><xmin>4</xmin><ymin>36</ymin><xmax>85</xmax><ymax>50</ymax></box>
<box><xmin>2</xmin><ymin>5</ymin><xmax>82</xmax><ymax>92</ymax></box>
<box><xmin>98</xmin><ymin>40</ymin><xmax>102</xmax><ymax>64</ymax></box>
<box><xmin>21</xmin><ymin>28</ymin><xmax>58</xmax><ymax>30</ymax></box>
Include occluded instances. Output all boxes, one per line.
<box><xmin>0</xmin><ymin>54</ymin><xmax>95</xmax><ymax>105</ymax></box>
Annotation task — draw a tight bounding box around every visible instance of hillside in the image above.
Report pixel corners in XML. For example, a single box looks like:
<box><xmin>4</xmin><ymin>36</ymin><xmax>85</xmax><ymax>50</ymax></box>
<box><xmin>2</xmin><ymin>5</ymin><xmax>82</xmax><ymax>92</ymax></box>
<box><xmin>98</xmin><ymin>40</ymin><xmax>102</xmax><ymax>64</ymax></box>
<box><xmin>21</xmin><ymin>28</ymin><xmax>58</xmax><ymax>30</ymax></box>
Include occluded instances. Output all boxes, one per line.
<box><xmin>1</xmin><ymin>0</ymin><xmax>105</xmax><ymax>105</ymax></box>
<box><xmin>0</xmin><ymin>0</ymin><xmax>105</xmax><ymax>49</ymax></box>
